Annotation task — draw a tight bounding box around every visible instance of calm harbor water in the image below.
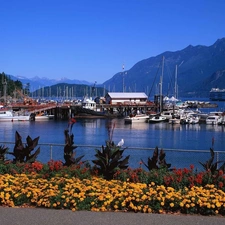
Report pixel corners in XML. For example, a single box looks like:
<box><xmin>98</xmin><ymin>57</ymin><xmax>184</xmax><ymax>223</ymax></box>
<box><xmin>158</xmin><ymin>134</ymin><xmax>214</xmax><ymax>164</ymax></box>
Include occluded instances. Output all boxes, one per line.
<box><xmin>1</xmin><ymin>99</ymin><xmax>225</xmax><ymax>170</ymax></box>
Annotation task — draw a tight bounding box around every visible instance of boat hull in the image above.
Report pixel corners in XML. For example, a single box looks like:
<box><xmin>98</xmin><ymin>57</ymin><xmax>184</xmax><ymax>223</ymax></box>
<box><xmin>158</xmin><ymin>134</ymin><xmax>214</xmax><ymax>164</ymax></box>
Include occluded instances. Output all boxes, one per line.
<box><xmin>0</xmin><ymin>110</ymin><xmax>30</xmax><ymax>122</ymax></box>
<box><xmin>124</xmin><ymin>114</ymin><xmax>149</xmax><ymax>124</ymax></box>
<box><xmin>148</xmin><ymin>116</ymin><xmax>167</xmax><ymax>123</ymax></box>
<box><xmin>35</xmin><ymin>115</ymin><xmax>54</xmax><ymax>121</ymax></box>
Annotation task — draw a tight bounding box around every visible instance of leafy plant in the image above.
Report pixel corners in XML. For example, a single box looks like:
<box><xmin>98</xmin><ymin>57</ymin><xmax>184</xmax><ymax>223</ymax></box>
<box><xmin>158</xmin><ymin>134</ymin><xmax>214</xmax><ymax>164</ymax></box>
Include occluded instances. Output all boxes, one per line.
<box><xmin>9</xmin><ymin>131</ymin><xmax>40</xmax><ymax>163</ymax></box>
<box><xmin>199</xmin><ymin>147</ymin><xmax>225</xmax><ymax>174</ymax></box>
<box><xmin>0</xmin><ymin>145</ymin><xmax>9</xmax><ymax>162</ymax></box>
<box><xmin>92</xmin><ymin>122</ymin><xmax>130</xmax><ymax>180</ymax></box>
<box><xmin>64</xmin><ymin>118</ymin><xmax>84</xmax><ymax>166</ymax></box>
<box><xmin>141</xmin><ymin>146</ymin><xmax>171</xmax><ymax>171</ymax></box>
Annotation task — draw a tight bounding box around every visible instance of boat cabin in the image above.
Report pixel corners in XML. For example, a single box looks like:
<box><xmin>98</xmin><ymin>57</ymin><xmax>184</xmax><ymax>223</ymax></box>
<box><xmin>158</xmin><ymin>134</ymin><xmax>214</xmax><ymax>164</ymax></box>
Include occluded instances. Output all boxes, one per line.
<box><xmin>82</xmin><ymin>97</ymin><xmax>97</xmax><ymax>110</ymax></box>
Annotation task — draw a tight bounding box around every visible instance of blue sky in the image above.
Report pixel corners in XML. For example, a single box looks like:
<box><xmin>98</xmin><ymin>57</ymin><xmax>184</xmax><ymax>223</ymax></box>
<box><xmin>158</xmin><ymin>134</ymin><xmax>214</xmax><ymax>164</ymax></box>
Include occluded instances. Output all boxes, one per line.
<box><xmin>1</xmin><ymin>0</ymin><xmax>225</xmax><ymax>84</ymax></box>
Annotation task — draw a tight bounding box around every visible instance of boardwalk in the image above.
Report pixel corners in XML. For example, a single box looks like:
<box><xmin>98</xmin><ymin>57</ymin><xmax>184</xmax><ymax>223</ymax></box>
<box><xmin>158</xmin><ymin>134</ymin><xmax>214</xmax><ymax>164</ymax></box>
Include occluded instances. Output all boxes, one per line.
<box><xmin>0</xmin><ymin>207</ymin><xmax>225</xmax><ymax>225</ymax></box>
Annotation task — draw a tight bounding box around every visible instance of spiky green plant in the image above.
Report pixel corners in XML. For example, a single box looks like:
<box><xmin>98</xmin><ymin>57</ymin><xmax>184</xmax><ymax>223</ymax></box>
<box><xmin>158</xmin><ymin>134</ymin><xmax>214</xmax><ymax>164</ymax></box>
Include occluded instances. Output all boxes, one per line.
<box><xmin>92</xmin><ymin>122</ymin><xmax>130</xmax><ymax>180</ymax></box>
<box><xmin>9</xmin><ymin>131</ymin><xmax>40</xmax><ymax>163</ymax></box>
<box><xmin>141</xmin><ymin>146</ymin><xmax>171</xmax><ymax>171</ymax></box>
<box><xmin>199</xmin><ymin>148</ymin><xmax>225</xmax><ymax>174</ymax></box>
<box><xmin>0</xmin><ymin>145</ymin><xmax>9</xmax><ymax>162</ymax></box>
<box><xmin>199</xmin><ymin>138</ymin><xmax>225</xmax><ymax>174</ymax></box>
<box><xmin>64</xmin><ymin>118</ymin><xmax>84</xmax><ymax>166</ymax></box>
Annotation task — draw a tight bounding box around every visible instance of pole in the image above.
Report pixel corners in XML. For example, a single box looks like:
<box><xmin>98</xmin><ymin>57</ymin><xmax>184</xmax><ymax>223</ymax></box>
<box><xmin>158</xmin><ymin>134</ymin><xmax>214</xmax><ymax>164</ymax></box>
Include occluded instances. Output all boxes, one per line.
<box><xmin>175</xmin><ymin>65</ymin><xmax>178</xmax><ymax>99</ymax></box>
<box><xmin>160</xmin><ymin>56</ymin><xmax>164</xmax><ymax>113</ymax></box>
<box><xmin>122</xmin><ymin>64</ymin><xmax>125</xmax><ymax>92</ymax></box>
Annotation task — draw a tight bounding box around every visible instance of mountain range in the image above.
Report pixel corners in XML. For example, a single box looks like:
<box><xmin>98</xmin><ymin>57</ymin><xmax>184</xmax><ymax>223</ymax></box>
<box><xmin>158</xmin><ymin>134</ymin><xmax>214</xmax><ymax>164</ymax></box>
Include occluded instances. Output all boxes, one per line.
<box><xmin>8</xmin><ymin>37</ymin><xmax>225</xmax><ymax>98</ymax></box>
<box><xmin>103</xmin><ymin>37</ymin><xmax>225</xmax><ymax>98</ymax></box>
<box><xmin>9</xmin><ymin>75</ymin><xmax>92</xmax><ymax>91</ymax></box>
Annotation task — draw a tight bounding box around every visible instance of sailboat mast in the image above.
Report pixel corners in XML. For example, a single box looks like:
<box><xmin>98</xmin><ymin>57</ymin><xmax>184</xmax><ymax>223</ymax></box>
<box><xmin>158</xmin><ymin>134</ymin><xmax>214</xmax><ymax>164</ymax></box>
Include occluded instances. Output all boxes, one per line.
<box><xmin>122</xmin><ymin>64</ymin><xmax>125</xmax><ymax>92</ymax></box>
<box><xmin>175</xmin><ymin>65</ymin><xmax>177</xmax><ymax>99</ymax></box>
<box><xmin>159</xmin><ymin>56</ymin><xmax>164</xmax><ymax>113</ymax></box>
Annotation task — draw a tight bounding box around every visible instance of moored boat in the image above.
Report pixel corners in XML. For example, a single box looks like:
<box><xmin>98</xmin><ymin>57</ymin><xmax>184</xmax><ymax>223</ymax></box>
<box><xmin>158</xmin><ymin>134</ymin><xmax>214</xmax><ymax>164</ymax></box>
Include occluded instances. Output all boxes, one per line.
<box><xmin>161</xmin><ymin>111</ymin><xmax>174</xmax><ymax>120</ymax></box>
<box><xmin>168</xmin><ymin>118</ymin><xmax>181</xmax><ymax>124</ymax></box>
<box><xmin>0</xmin><ymin>110</ymin><xmax>31</xmax><ymax>122</ymax></box>
<box><xmin>206</xmin><ymin>115</ymin><xmax>221</xmax><ymax>125</ymax></box>
<box><xmin>205</xmin><ymin>111</ymin><xmax>223</xmax><ymax>125</ymax></box>
<box><xmin>148</xmin><ymin>115</ymin><xmax>167</xmax><ymax>123</ymax></box>
<box><xmin>34</xmin><ymin>112</ymin><xmax>54</xmax><ymax>121</ymax></box>
<box><xmin>124</xmin><ymin>114</ymin><xmax>149</xmax><ymax>124</ymax></box>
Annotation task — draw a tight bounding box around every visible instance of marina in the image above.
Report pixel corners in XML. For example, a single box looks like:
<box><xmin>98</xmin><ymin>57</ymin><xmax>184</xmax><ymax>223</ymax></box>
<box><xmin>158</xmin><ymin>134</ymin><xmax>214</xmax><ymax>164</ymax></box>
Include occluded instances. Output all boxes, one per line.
<box><xmin>0</xmin><ymin>93</ymin><xmax>222</xmax><ymax>122</ymax></box>
<box><xmin>1</xmin><ymin>106</ymin><xmax>225</xmax><ymax>171</ymax></box>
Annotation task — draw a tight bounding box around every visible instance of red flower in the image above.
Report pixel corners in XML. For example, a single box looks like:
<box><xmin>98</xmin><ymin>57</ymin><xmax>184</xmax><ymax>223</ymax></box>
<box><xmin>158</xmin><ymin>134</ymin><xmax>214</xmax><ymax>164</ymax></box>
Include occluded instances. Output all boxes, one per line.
<box><xmin>218</xmin><ymin>170</ymin><xmax>224</xmax><ymax>176</ymax></box>
<box><xmin>190</xmin><ymin>164</ymin><xmax>194</xmax><ymax>170</ymax></box>
<box><xmin>218</xmin><ymin>182</ymin><xmax>224</xmax><ymax>188</ymax></box>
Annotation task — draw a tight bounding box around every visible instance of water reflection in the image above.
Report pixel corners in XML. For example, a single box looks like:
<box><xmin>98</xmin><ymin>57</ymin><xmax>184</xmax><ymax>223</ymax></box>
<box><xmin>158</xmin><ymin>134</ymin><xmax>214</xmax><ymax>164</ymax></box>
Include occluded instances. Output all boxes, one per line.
<box><xmin>0</xmin><ymin>118</ymin><xmax>224</xmax><ymax>153</ymax></box>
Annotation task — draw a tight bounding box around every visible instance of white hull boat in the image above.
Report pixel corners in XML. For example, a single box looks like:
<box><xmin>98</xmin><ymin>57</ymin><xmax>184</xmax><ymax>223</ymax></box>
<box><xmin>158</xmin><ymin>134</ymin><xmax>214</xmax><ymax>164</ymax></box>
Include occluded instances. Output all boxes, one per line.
<box><xmin>161</xmin><ymin>111</ymin><xmax>174</xmax><ymax>120</ymax></box>
<box><xmin>205</xmin><ymin>111</ymin><xmax>223</xmax><ymax>125</ymax></box>
<box><xmin>35</xmin><ymin>114</ymin><xmax>54</xmax><ymax>121</ymax></box>
<box><xmin>148</xmin><ymin>115</ymin><xmax>167</xmax><ymax>123</ymax></box>
<box><xmin>0</xmin><ymin>110</ymin><xmax>30</xmax><ymax>122</ymax></box>
<box><xmin>169</xmin><ymin>118</ymin><xmax>181</xmax><ymax>124</ymax></box>
<box><xmin>206</xmin><ymin>115</ymin><xmax>221</xmax><ymax>125</ymax></box>
<box><xmin>124</xmin><ymin>114</ymin><xmax>149</xmax><ymax>124</ymax></box>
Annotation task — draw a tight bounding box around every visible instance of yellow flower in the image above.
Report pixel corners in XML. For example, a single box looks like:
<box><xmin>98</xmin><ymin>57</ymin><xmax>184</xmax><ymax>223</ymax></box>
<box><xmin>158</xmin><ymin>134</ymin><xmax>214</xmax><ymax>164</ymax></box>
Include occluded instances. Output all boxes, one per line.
<box><xmin>216</xmin><ymin>202</ymin><xmax>221</xmax><ymax>208</ymax></box>
<box><xmin>79</xmin><ymin>197</ymin><xmax>84</xmax><ymax>202</ymax></box>
<box><xmin>170</xmin><ymin>203</ymin><xmax>174</xmax><ymax>208</ymax></box>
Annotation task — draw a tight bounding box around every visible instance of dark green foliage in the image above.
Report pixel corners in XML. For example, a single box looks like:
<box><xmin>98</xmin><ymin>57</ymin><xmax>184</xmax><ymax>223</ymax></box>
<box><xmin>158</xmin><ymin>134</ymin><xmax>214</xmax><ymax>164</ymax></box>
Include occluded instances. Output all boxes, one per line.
<box><xmin>0</xmin><ymin>72</ymin><xmax>23</xmax><ymax>101</ymax></box>
<box><xmin>92</xmin><ymin>122</ymin><xmax>130</xmax><ymax>180</ymax></box>
<box><xmin>199</xmin><ymin>148</ymin><xmax>225</xmax><ymax>174</ymax></box>
<box><xmin>64</xmin><ymin>118</ymin><xmax>84</xmax><ymax>166</ymax></box>
<box><xmin>0</xmin><ymin>145</ymin><xmax>9</xmax><ymax>162</ymax></box>
<box><xmin>141</xmin><ymin>146</ymin><xmax>171</xmax><ymax>171</ymax></box>
<box><xmin>9</xmin><ymin>131</ymin><xmax>40</xmax><ymax>163</ymax></box>
<box><xmin>92</xmin><ymin>140</ymin><xmax>130</xmax><ymax>180</ymax></box>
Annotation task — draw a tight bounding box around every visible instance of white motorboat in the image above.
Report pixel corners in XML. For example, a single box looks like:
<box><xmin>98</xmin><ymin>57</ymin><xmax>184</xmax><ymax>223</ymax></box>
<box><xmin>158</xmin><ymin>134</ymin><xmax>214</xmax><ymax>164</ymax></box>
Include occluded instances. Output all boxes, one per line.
<box><xmin>148</xmin><ymin>115</ymin><xmax>167</xmax><ymax>123</ymax></box>
<box><xmin>124</xmin><ymin>114</ymin><xmax>149</xmax><ymax>124</ymax></box>
<box><xmin>188</xmin><ymin>114</ymin><xmax>200</xmax><ymax>124</ymax></box>
<box><xmin>205</xmin><ymin>111</ymin><xmax>223</xmax><ymax>125</ymax></box>
<box><xmin>161</xmin><ymin>111</ymin><xmax>174</xmax><ymax>120</ymax></box>
<box><xmin>35</xmin><ymin>112</ymin><xmax>54</xmax><ymax>121</ymax></box>
<box><xmin>206</xmin><ymin>115</ymin><xmax>221</xmax><ymax>125</ymax></box>
<box><xmin>0</xmin><ymin>110</ymin><xmax>31</xmax><ymax>122</ymax></box>
<box><xmin>169</xmin><ymin>118</ymin><xmax>181</xmax><ymax>124</ymax></box>
<box><xmin>82</xmin><ymin>97</ymin><xmax>97</xmax><ymax>110</ymax></box>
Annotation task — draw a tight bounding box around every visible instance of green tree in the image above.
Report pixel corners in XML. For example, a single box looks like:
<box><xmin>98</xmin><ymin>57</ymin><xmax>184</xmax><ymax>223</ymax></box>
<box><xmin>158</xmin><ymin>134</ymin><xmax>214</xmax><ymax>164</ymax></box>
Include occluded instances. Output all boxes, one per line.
<box><xmin>0</xmin><ymin>72</ymin><xmax>23</xmax><ymax>102</ymax></box>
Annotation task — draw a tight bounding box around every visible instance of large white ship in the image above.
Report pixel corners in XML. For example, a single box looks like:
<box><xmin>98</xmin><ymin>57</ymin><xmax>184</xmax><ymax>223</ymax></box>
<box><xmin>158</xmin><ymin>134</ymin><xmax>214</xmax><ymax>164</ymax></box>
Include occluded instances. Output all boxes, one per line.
<box><xmin>209</xmin><ymin>88</ymin><xmax>225</xmax><ymax>101</ymax></box>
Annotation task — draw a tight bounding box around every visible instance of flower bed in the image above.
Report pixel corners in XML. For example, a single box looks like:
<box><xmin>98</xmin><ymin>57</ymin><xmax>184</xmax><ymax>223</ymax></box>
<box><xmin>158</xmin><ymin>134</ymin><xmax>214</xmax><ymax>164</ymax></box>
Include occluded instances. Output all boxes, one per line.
<box><xmin>0</xmin><ymin>161</ymin><xmax>225</xmax><ymax>216</ymax></box>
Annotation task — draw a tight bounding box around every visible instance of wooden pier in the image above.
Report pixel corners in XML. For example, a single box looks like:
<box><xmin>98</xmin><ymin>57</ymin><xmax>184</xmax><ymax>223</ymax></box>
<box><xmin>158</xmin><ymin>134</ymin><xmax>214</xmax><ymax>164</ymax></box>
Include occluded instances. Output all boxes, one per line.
<box><xmin>9</xmin><ymin>100</ymin><xmax>218</xmax><ymax>120</ymax></box>
<box><xmin>9</xmin><ymin>101</ymin><xmax>157</xmax><ymax>119</ymax></box>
